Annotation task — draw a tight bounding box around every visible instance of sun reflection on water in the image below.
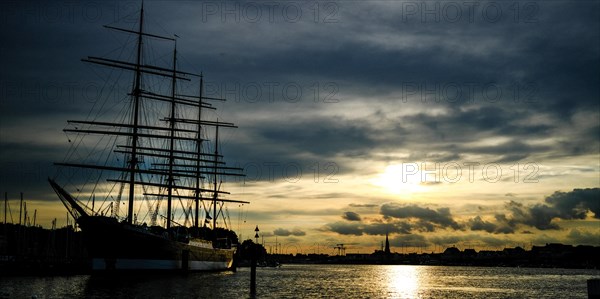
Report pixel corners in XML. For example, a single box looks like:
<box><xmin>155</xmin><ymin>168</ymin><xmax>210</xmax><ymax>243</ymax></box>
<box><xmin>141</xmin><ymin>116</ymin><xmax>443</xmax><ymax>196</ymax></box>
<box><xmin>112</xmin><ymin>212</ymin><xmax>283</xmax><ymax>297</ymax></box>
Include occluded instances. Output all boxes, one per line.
<box><xmin>384</xmin><ymin>265</ymin><xmax>423</xmax><ymax>298</ymax></box>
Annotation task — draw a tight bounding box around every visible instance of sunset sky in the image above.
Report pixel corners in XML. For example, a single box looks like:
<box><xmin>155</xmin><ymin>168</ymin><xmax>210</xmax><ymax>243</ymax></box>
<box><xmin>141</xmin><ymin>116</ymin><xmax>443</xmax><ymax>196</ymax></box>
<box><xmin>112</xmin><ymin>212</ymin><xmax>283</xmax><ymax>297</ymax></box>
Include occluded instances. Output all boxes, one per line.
<box><xmin>1</xmin><ymin>1</ymin><xmax>599</xmax><ymax>254</ymax></box>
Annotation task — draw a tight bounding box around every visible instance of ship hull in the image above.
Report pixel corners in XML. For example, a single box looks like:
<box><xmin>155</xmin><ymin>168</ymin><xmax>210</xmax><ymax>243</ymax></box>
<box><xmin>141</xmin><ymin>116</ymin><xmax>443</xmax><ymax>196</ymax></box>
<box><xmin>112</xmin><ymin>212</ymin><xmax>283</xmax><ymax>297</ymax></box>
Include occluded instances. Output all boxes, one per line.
<box><xmin>91</xmin><ymin>258</ymin><xmax>230</xmax><ymax>271</ymax></box>
<box><xmin>77</xmin><ymin>215</ymin><xmax>234</xmax><ymax>271</ymax></box>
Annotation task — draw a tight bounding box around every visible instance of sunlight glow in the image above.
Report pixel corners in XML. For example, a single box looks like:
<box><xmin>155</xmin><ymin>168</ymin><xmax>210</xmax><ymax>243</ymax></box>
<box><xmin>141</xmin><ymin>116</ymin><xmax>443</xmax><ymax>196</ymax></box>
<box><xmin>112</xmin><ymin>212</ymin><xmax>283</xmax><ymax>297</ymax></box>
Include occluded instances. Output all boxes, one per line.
<box><xmin>386</xmin><ymin>265</ymin><xmax>421</xmax><ymax>298</ymax></box>
<box><xmin>371</xmin><ymin>164</ymin><xmax>426</xmax><ymax>194</ymax></box>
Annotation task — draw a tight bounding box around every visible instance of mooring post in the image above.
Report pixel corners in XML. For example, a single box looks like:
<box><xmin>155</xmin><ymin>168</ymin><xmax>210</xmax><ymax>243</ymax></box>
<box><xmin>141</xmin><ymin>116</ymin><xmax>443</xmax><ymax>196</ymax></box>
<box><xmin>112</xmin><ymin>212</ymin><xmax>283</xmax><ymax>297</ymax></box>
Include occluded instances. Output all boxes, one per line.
<box><xmin>250</xmin><ymin>225</ymin><xmax>259</xmax><ymax>297</ymax></box>
<box><xmin>250</xmin><ymin>247</ymin><xmax>257</xmax><ymax>297</ymax></box>
<box><xmin>231</xmin><ymin>250</ymin><xmax>237</xmax><ymax>272</ymax></box>
<box><xmin>589</xmin><ymin>279</ymin><xmax>600</xmax><ymax>299</ymax></box>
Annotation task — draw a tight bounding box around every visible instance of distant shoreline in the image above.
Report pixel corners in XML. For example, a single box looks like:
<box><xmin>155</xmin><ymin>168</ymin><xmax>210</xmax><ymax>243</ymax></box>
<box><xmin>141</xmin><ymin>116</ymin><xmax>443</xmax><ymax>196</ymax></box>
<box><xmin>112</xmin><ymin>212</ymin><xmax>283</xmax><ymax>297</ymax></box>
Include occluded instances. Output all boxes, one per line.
<box><xmin>2</xmin><ymin>223</ymin><xmax>599</xmax><ymax>276</ymax></box>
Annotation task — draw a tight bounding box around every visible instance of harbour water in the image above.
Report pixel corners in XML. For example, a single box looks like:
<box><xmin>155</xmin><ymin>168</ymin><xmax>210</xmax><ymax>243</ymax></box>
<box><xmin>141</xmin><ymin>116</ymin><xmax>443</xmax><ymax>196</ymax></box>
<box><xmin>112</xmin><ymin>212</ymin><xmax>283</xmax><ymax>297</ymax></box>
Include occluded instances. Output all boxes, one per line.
<box><xmin>1</xmin><ymin>265</ymin><xmax>599</xmax><ymax>298</ymax></box>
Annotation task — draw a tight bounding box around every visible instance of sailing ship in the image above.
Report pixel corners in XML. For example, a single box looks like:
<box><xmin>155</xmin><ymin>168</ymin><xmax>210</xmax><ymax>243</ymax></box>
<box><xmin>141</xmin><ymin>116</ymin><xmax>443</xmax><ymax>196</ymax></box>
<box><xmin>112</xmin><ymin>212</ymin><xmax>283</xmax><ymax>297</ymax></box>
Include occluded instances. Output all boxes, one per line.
<box><xmin>48</xmin><ymin>3</ymin><xmax>248</xmax><ymax>271</ymax></box>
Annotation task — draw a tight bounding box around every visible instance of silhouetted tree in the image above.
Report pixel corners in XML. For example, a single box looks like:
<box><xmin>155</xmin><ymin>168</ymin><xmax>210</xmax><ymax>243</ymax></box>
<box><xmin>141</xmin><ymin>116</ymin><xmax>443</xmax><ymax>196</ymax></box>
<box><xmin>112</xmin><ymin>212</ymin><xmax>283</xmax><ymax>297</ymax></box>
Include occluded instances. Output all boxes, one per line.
<box><xmin>238</xmin><ymin>239</ymin><xmax>267</xmax><ymax>261</ymax></box>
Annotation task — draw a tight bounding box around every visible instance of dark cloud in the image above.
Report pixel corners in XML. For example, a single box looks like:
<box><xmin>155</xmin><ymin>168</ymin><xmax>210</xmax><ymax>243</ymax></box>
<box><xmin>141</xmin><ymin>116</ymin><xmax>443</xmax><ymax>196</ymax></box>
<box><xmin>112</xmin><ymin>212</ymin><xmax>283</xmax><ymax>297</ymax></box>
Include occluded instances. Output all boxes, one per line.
<box><xmin>327</xmin><ymin>188</ymin><xmax>599</xmax><ymax>238</ymax></box>
<box><xmin>323</xmin><ymin>220</ymin><xmax>412</xmax><ymax>236</ymax></box>
<box><xmin>324</xmin><ymin>221</ymin><xmax>363</xmax><ymax>236</ymax></box>
<box><xmin>492</xmin><ymin>200</ymin><xmax>561</xmax><ymax>231</ymax></box>
<box><xmin>325</xmin><ymin>203</ymin><xmax>466</xmax><ymax>236</ymax></box>
<box><xmin>471</xmin><ymin>188</ymin><xmax>600</xmax><ymax>232</ymax></box>
<box><xmin>468</xmin><ymin>216</ymin><xmax>497</xmax><ymax>233</ymax></box>
<box><xmin>273</xmin><ymin>228</ymin><xmax>306</xmax><ymax>237</ymax></box>
<box><xmin>102</xmin><ymin>1</ymin><xmax>600</xmax><ymax>183</ymax></box>
<box><xmin>510</xmin><ymin>188</ymin><xmax>600</xmax><ymax>229</ymax></box>
<box><xmin>348</xmin><ymin>203</ymin><xmax>378</xmax><ymax>208</ymax></box>
<box><xmin>415</xmin><ymin>220</ymin><xmax>435</xmax><ymax>233</ymax></box>
<box><xmin>362</xmin><ymin>222</ymin><xmax>411</xmax><ymax>235</ymax></box>
<box><xmin>567</xmin><ymin>229</ymin><xmax>600</xmax><ymax>246</ymax></box>
<box><xmin>258</xmin><ymin>231</ymin><xmax>274</xmax><ymax>238</ymax></box>
<box><xmin>389</xmin><ymin>234</ymin><xmax>429</xmax><ymax>248</ymax></box>
<box><xmin>527</xmin><ymin>204</ymin><xmax>561</xmax><ymax>230</ymax></box>
<box><xmin>329</xmin><ymin>189</ymin><xmax>600</xmax><ymax>238</ymax></box>
<box><xmin>342</xmin><ymin>211</ymin><xmax>361</xmax><ymax>221</ymax></box>
<box><xmin>0</xmin><ymin>160</ymin><xmax>56</xmax><ymax>201</ymax></box>
<box><xmin>259</xmin><ymin>118</ymin><xmax>376</xmax><ymax>157</ymax></box>
<box><xmin>401</xmin><ymin>107</ymin><xmax>560</xmax><ymax>159</ymax></box>
<box><xmin>545</xmin><ymin>188</ymin><xmax>600</xmax><ymax>219</ymax></box>
<box><xmin>380</xmin><ymin>203</ymin><xmax>461</xmax><ymax>230</ymax></box>
<box><xmin>494</xmin><ymin>225</ymin><xmax>515</xmax><ymax>235</ymax></box>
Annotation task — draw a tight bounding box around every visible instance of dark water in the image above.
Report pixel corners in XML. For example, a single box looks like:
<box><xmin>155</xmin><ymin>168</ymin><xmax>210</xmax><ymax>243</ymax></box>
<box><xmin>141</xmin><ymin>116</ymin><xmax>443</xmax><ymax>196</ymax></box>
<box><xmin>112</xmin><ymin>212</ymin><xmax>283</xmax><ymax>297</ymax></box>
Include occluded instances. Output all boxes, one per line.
<box><xmin>1</xmin><ymin>265</ymin><xmax>599</xmax><ymax>298</ymax></box>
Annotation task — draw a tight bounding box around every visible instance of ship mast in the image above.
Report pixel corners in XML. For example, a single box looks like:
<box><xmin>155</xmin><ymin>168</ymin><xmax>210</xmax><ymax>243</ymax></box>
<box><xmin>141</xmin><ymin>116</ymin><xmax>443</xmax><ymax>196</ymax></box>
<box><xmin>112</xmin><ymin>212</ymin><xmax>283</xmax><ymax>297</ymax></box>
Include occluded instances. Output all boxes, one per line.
<box><xmin>213</xmin><ymin>122</ymin><xmax>219</xmax><ymax>231</ymax></box>
<box><xmin>166</xmin><ymin>43</ymin><xmax>179</xmax><ymax>229</ymax></box>
<box><xmin>194</xmin><ymin>75</ymin><xmax>204</xmax><ymax>230</ymax></box>
<box><xmin>127</xmin><ymin>2</ymin><xmax>145</xmax><ymax>225</ymax></box>
<box><xmin>52</xmin><ymin>3</ymin><xmax>249</xmax><ymax>231</ymax></box>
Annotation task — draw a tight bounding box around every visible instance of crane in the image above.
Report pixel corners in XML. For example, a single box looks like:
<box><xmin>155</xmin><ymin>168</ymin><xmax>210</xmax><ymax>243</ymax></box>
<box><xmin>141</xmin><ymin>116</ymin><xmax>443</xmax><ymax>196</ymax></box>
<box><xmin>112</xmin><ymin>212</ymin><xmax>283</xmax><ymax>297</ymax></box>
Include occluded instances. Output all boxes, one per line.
<box><xmin>334</xmin><ymin>243</ymin><xmax>346</xmax><ymax>256</ymax></box>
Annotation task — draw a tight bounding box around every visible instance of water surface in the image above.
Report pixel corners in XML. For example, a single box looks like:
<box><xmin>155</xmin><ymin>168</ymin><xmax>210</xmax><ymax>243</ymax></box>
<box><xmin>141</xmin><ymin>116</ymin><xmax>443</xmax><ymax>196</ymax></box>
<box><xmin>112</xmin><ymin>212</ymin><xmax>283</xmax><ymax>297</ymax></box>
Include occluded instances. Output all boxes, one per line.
<box><xmin>1</xmin><ymin>265</ymin><xmax>598</xmax><ymax>298</ymax></box>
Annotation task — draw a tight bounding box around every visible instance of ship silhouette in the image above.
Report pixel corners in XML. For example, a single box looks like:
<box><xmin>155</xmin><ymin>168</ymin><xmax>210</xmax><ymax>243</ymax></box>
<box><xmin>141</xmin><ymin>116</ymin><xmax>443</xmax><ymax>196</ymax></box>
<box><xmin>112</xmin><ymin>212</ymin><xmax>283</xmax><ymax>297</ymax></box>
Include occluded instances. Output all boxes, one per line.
<box><xmin>49</xmin><ymin>2</ymin><xmax>247</xmax><ymax>271</ymax></box>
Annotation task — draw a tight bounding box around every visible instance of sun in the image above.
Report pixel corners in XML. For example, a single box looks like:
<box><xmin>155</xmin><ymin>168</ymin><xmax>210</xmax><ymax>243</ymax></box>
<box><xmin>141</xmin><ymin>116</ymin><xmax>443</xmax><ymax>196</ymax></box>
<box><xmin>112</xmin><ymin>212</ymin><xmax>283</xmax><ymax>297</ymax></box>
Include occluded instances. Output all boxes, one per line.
<box><xmin>371</xmin><ymin>164</ymin><xmax>425</xmax><ymax>194</ymax></box>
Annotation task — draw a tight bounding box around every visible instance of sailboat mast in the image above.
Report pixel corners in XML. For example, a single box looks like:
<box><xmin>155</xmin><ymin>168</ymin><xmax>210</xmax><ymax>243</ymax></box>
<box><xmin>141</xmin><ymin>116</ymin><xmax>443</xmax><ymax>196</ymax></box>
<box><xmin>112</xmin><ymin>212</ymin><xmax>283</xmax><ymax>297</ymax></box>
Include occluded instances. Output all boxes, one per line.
<box><xmin>166</xmin><ymin>43</ymin><xmax>177</xmax><ymax>230</ymax></box>
<box><xmin>212</xmin><ymin>123</ymin><xmax>219</xmax><ymax>231</ymax></box>
<box><xmin>194</xmin><ymin>75</ymin><xmax>204</xmax><ymax>230</ymax></box>
<box><xmin>127</xmin><ymin>3</ymin><xmax>144</xmax><ymax>225</ymax></box>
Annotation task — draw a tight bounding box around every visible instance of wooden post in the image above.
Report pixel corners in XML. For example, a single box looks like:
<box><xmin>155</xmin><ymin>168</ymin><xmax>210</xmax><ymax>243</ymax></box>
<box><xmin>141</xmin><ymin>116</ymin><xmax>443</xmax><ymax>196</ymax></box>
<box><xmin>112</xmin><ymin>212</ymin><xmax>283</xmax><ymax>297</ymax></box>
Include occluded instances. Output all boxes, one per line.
<box><xmin>589</xmin><ymin>279</ymin><xmax>600</xmax><ymax>299</ymax></box>
<box><xmin>250</xmin><ymin>244</ymin><xmax>257</xmax><ymax>297</ymax></box>
<box><xmin>182</xmin><ymin>250</ymin><xmax>189</xmax><ymax>271</ymax></box>
<box><xmin>251</xmin><ymin>225</ymin><xmax>259</xmax><ymax>297</ymax></box>
<box><xmin>231</xmin><ymin>250</ymin><xmax>238</xmax><ymax>272</ymax></box>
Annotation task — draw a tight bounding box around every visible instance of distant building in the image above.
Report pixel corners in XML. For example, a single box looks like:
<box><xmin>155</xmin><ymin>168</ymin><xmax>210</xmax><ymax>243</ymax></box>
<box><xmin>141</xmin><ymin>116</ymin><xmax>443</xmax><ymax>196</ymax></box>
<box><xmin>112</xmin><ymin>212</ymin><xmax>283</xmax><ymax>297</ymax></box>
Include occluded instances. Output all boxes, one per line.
<box><xmin>345</xmin><ymin>253</ymin><xmax>370</xmax><ymax>261</ymax></box>
<box><xmin>443</xmin><ymin>247</ymin><xmax>460</xmax><ymax>255</ymax></box>
<box><xmin>502</xmin><ymin>246</ymin><xmax>525</xmax><ymax>257</ymax></box>
<box><xmin>463</xmin><ymin>248</ymin><xmax>477</xmax><ymax>257</ymax></box>
<box><xmin>442</xmin><ymin>246</ymin><xmax>461</xmax><ymax>261</ymax></box>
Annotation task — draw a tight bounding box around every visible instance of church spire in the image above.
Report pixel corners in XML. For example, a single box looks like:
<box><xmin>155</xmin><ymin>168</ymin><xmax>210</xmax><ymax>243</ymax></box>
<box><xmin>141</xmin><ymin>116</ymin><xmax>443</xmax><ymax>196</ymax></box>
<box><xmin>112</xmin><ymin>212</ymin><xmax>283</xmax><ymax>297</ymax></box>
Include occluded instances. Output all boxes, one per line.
<box><xmin>385</xmin><ymin>231</ymin><xmax>391</xmax><ymax>255</ymax></box>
